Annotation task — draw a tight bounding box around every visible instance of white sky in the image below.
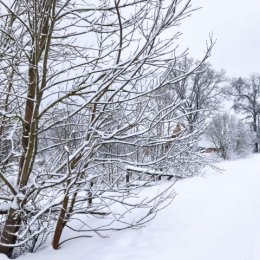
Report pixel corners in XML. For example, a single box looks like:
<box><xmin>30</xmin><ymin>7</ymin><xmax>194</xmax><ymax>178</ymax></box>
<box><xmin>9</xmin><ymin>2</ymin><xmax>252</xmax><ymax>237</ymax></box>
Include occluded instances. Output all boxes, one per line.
<box><xmin>178</xmin><ymin>0</ymin><xmax>260</xmax><ymax>77</ymax></box>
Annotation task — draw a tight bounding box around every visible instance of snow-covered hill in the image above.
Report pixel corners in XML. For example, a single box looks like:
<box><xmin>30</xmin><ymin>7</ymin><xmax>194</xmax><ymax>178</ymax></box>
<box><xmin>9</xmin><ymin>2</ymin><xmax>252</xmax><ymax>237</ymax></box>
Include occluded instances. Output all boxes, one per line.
<box><xmin>3</xmin><ymin>154</ymin><xmax>260</xmax><ymax>260</ymax></box>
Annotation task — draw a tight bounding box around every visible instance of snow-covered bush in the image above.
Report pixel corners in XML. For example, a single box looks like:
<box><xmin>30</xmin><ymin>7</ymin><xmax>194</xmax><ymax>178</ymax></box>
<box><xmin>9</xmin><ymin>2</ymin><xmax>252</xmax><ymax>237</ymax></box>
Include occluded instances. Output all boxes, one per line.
<box><xmin>206</xmin><ymin>113</ymin><xmax>254</xmax><ymax>159</ymax></box>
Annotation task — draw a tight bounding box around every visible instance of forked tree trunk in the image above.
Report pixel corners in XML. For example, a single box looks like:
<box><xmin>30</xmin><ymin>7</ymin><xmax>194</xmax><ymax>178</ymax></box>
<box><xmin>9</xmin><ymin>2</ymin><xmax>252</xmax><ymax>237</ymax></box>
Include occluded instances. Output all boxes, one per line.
<box><xmin>52</xmin><ymin>179</ymin><xmax>94</xmax><ymax>249</ymax></box>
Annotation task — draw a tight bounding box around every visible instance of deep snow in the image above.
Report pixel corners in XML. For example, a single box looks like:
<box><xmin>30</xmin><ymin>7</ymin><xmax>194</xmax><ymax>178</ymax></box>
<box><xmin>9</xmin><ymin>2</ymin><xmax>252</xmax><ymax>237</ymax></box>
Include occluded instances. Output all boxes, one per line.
<box><xmin>2</xmin><ymin>154</ymin><xmax>260</xmax><ymax>260</ymax></box>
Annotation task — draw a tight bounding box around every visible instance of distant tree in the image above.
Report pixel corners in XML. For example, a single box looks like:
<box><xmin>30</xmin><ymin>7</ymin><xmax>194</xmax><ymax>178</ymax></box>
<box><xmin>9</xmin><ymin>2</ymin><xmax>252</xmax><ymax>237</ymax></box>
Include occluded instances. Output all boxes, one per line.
<box><xmin>227</xmin><ymin>75</ymin><xmax>260</xmax><ymax>152</ymax></box>
<box><xmin>207</xmin><ymin>113</ymin><xmax>253</xmax><ymax>159</ymax></box>
<box><xmin>168</xmin><ymin>57</ymin><xmax>225</xmax><ymax>132</ymax></box>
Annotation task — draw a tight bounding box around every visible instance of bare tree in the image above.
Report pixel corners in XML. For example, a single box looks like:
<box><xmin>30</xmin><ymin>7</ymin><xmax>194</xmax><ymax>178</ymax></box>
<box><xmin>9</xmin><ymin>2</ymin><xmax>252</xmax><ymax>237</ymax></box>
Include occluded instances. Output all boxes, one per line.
<box><xmin>0</xmin><ymin>0</ymin><xmax>213</xmax><ymax>257</ymax></box>
<box><xmin>207</xmin><ymin>113</ymin><xmax>253</xmax><ymax>159</ymax></box>
<box><xmin>168</xmin><ymin>57</ymin><xmax>225</xmax><ymax>133</ymax></box>
<box><xmin>227</xmin><ymin>75</ymin><xmax>260</xmax><ymax>152</ymax></box>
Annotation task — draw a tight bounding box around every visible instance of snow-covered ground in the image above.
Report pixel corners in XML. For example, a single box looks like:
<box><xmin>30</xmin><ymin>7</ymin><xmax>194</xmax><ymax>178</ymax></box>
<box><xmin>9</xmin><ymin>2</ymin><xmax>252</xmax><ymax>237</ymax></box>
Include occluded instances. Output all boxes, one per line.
<box><xmin>3</xmin><ymin>154</ymin><xmax>260</xmax><ymax>260</ymax></box>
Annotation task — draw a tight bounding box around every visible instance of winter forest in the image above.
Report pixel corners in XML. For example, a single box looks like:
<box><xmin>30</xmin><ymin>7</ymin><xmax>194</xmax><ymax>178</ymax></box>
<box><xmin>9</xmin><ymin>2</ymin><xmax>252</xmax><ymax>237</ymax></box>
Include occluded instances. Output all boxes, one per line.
<box><xmin>0</xmin><ymin>0</ymin><xmax>260</xmax><ymax>259</ymax></box>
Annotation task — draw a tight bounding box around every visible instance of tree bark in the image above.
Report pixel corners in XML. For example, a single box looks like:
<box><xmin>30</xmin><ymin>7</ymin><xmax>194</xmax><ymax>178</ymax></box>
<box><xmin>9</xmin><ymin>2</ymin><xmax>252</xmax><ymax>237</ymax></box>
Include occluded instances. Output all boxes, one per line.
<box><xmin>0</xmin><ymin>208</ymin><xmax>21</xmax><ymax>257</ymax></box>
<box><xmin>52</xmin><ymin>196</ymin><xmax>69</xmax><ymax>250</ymax></box>
<box><xmin>0</xmin><ymin>61</ymin><xmax>37</xmax><ymax>256</ymax></box>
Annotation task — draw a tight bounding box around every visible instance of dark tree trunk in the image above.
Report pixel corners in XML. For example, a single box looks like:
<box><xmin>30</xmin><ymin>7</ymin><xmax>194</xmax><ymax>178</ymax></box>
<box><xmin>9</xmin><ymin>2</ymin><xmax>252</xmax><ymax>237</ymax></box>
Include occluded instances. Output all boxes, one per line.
<box><xmin>0</xmin><ymin>208</ymin><xmax>21</xmax><ymax>257</ymax></box>
<box><xmin>254</xmin><ymin>142</ymin><xmax>258</xmax><ymax>153</ymax></box>
<box><xmin>0</xmin><ymin>63</ymin><xmax>37</xmax><ymax>256</ymax></box>
<box><xmin>52</xmin><ymin>196</ymin><xmax>69</xmax><ymax>250</ymax></box>
<box><xmin>253</xmin><ymin>115</ymin><xmax>259</xmax><ymax>153</ymax></box>
<box><xmin>88</xmin><ymin>181</ymin><xmax>94</xmax><ymax>206</ymax></box>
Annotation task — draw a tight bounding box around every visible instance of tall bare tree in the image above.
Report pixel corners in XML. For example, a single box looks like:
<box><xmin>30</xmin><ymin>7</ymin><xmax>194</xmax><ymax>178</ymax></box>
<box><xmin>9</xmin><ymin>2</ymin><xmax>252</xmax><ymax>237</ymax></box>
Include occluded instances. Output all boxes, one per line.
<box><xmin>228</xmin><ymin>75</ymin><xmax>260</xmax><ymax>152</ymax></box>
<box><xmin>168</xmin><ymin>57</ymin><xmax>225</xmax><ymax>132</ymax></box>
<box><xmin>0</xmin><ymin>0</ymin><xmax>212</xmax><ymax>257</ymax></box>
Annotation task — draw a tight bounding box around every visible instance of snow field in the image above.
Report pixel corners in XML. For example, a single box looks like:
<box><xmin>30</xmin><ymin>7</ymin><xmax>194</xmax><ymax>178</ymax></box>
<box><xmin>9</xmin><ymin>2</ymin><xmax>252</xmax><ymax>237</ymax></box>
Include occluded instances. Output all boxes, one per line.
<box><xmin>2</xmin><ymin>154</ymin><xmax>260</xmax><ymax>260</ymax></box>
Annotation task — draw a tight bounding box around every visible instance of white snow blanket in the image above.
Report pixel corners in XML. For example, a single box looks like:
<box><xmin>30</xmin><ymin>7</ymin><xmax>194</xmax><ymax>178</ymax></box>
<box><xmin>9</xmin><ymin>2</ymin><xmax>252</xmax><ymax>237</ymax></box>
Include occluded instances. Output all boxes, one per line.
<box><xmin>2</xmin><ymin>154</ymin><xmax>260</xmax><ymax>260</ymax></box>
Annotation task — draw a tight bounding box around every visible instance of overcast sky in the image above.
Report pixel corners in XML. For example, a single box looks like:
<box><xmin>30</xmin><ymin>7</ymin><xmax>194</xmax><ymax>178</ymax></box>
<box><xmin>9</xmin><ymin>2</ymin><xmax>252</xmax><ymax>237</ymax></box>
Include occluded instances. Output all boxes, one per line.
<box><xmin>179</xmin><ymin>0</ymin><xmax>260</xmax><ymax>78</ymax></box>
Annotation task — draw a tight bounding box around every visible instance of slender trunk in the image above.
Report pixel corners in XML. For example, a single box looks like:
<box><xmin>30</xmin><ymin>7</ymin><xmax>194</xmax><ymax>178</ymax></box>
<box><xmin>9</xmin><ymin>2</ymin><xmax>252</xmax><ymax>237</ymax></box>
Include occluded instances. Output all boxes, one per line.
<box><xmin>53</xmin><ymin>179</ymin><xmax>94</xmax><ymax>249</ymax></box>
<box><xmin>188</xmin><ymin>113</ymin><xmax>193</xmax><ymax>133</ymax></box>
<box><xmin>126</xmin><ymin>171</ymin><xmax>130</xmax><ymax>187</ymax></box>
<box><xmin>52</xmin><ymin>162</ymin><xmax>80</xmax><ymax>249</ymax></box>
<box><xmin>52</xmin><ymin>196</ymin><xmax>69</xmax><ymax>250</ymax></box>
<box><xmin>88</xmin><ymin>182</ymin><xmax>94</xmax><ymax>206</ymax></box>
<box><xmin>52</xmin><ymin>189</ymin><xmax>79</xmax><ymax>249</ymax></box>
<box><xmin>253</xmin><ymin>115</ymin><xmax>258</xmax><ymax>153</ymax></box>
<box><xmin>52</xmin><ymin>102</ymin><xmax>99</xmax><ymax>249</ymax></box>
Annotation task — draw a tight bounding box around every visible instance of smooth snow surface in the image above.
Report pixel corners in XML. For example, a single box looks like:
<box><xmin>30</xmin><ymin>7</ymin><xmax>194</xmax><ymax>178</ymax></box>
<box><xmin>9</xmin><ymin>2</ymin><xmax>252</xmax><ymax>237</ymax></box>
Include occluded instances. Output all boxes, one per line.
<box><xmin>4</xmin><ymin>154</ymin><xmax>260</xmax><ymax>260</ymax></box>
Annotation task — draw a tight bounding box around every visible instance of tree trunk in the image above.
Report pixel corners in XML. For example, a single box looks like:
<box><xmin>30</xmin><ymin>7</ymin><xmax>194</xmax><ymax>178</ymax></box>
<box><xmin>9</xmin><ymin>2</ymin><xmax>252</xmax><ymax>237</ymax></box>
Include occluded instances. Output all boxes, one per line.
<box><xmin>0</xmin><ymin>208</ymin><xmax>21</xmax><ymax>257</ymax></box>
<box><xmin>0</xmin><ymin>52</ymin><xmax>38</xmax><ymax>257</ymax></box>
<box><xmin>52</xmin><ymin>196</ymin><xmax>69</xmax><ymax>250</ymax></box>
<box><xmin>0</xmin><ymin>1</ymin><xmax>55</xmax><ymax>253</ymax></box>
<box><xmin>88</xmin><ymin>182</ymin><xmax>94</xmax><ymax>206</ymax></box>
<box><xmin>254</xmin><ymin>142</ymin><xmax>258</xmax><ymax>153</ymax></box>
<box><xmin>253</xmin><ymin>115</ymin><xmax>258</xmax><ymax>153</ymax></box>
